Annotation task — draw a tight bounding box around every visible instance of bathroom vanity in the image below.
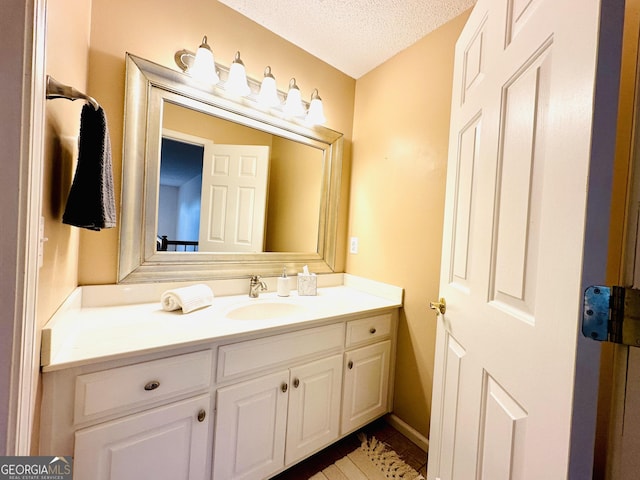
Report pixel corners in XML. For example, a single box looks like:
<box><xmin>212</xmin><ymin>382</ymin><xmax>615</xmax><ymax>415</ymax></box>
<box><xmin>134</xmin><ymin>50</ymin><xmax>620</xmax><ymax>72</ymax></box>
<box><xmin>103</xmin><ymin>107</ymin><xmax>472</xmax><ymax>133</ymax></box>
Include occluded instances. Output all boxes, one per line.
<box><xmin>39</xmin><ymin>274</ymin><xmax>402</xmax><ymax>480</ymax></box>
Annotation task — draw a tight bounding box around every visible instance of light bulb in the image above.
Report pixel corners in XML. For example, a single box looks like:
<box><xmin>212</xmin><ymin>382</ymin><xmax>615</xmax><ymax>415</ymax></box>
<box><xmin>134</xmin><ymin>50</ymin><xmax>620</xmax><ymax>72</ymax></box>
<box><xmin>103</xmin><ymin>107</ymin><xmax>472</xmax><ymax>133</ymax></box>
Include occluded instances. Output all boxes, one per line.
<box><xmin>226</xmin><ymin>51</ymin><xmax>250</xmax><ymax>97</ymax></box>
<box><xmin>258</xmin><ymin>66</ymin><xmax>280</xmax><ymax>107</ymax></box>
<box><xmin>189</xmin><ymin>36</ymin><xmax>219</xmax><ymax>85</ymax></box>
<box><xmin>284</xmin><ymin>78</ymin><xmax>305</xmax><ymax>117</ymax></box>
<box><xmin>306</xmin><ymin>89</ymin><xmax>326</xmax><ymax>125</ymax></box>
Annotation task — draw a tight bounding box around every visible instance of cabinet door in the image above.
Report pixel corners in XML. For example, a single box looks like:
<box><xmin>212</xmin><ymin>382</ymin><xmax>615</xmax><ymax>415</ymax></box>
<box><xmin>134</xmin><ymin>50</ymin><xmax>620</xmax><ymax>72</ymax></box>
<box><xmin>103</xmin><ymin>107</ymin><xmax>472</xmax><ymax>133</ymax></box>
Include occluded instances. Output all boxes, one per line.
<box><xmin>341</xmin><ymin>340</ymin><xmax>391</xmax><ymax>434</ymax></box>
<box><xmin>285</xmin><ymin>354</ymin><xmax>343</xmax><ymax>465</ymax></box>
<box><xmin>74</xmin><ymin>394</ymin><xmax>211</xmax><ymax>480</ymax></box>
<box><xmin>213</xmin><ymin>370</ymin><xmax>289</xmax><ymax>480</ymax></box>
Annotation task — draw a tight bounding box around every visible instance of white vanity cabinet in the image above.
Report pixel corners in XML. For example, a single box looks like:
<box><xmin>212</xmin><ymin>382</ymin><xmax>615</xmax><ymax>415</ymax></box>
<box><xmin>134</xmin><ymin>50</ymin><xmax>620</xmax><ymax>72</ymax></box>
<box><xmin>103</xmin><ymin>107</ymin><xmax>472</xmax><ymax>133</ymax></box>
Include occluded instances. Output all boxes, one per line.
<box><xmin>286</xmin><ymin>355</ymin><xmax>343</xmax><ymax>464</ymax></box>
<box><xmin>341</xmin><ymin>314</ymin><xmax>393</xmax><ymax>434</ymax></box>
<box><xmin>74</xmin><ymin>394</ymin><xmax>211</xmax><ymax>480</ymax></box>
<box><xmin>211</xmin><ymin>314</ymin><xmax>395</xmax><ymax>480</ymax></box>
<box><xmin>212</xmin><ymin>323</ymin><xmax>345</xmax><ymax>480</ymax></box>
<box><xmin>213</xmin><ymin>355</ymin><xmax>343</xmax><ymax>480</ymax></box>
<box><xmin>40</xmin><ymin>284</ymin><xmax>401</xmax><ymax>480</ymax></box>
<box><xmin>40</xmin><ymin>350</ymin><xmax>214</xmax><ymax>480</ymax></box>
<box><xmin>342</xmin><ymin>341</ymin><xmax>391</xmax><ymax>434</ymax></box>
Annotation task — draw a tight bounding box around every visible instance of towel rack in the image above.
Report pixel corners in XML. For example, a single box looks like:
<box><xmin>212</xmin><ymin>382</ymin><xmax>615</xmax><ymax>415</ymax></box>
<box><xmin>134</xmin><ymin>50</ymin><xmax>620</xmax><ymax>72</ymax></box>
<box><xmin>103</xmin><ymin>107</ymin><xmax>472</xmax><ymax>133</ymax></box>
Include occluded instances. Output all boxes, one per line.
<box><xmin>45</xmin><ymin>75</ymin><xmax>99</xmax><ymax>110</ymax></box>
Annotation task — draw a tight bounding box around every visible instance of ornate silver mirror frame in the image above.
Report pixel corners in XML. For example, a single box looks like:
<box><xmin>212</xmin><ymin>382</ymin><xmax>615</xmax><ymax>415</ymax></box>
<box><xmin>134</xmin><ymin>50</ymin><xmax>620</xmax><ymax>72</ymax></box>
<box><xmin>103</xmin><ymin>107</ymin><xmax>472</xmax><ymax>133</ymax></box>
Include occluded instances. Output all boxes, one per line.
<box><xmin>118</xmin><ymin>53</ymin><xmax>343</xmax><ymax>283</ymax></box>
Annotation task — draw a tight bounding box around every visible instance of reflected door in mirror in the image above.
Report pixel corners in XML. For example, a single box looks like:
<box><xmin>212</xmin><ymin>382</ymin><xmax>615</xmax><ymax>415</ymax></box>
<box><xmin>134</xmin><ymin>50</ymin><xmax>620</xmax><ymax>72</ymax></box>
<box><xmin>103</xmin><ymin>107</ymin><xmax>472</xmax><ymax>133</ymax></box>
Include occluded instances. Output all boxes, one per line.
<box><xmin>159</xmin><ymin>131</ymin><xmax>269</xmax><ymax>253</ymax></box>
<box><xmin>200</xmin><ymin>144</ymin><xmax>269</xmax><ymax>252</ymax></box>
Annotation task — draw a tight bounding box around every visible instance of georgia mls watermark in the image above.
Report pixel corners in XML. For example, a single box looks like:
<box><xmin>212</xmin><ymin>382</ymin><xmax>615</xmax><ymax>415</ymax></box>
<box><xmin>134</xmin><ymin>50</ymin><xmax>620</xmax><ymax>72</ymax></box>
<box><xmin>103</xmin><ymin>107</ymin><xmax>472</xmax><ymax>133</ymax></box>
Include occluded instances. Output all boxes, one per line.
<box><xmin>0</xmin><ymin>457</ymin><xmax>72</xmax><ymax>480</ymax></box>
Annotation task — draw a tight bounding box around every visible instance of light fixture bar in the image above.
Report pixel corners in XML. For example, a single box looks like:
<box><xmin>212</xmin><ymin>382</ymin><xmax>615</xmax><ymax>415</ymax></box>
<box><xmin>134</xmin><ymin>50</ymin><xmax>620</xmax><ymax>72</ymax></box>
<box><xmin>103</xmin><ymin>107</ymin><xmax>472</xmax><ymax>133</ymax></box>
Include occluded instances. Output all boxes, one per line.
<box><xmin>174</xmin><ymin>38</ymin><xmax>326</xmax><ymax>123</ymax></box>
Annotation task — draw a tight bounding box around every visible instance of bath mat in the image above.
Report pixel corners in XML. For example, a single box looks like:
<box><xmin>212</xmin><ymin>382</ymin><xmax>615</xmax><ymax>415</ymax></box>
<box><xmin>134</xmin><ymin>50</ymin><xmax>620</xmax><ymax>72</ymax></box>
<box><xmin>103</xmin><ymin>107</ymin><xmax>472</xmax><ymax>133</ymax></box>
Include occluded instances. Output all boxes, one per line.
<box><xmin>308</xmin><ymin>435</ymin><xmax>424</xmax><ymax>480</ymax></box>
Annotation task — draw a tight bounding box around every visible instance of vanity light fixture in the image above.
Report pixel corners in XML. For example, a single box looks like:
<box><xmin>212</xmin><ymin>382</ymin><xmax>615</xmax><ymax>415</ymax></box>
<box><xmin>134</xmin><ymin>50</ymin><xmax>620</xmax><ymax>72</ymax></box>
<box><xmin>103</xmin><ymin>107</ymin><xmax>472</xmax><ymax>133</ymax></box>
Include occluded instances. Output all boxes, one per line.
<box><xmin>225</xmin><ymin>51</ymin><xmax>251</xmax><ymax>97</ymax></box>
<box><xmin>258</xmin><ymin>66</ymin><xmax>280</xmax><ymax>107</ymax></box>
<box><xmin>188</xmin><ymin>36</ymin><xmax>219</xmax><ymax>85</ymax></box>
<box><xmin>284</xmin><ymin>78</ymin><xmax>305</xmax><ymax>117</ymax></box>
<box><xmin>305</xmin><ymin>89</ymin><xmax>326</xmax><ymax>125</ymax></box>
<box><xmin>173</xmin><ymin>39</ymin><xmax>329</xmax><ymax>125</ymax></box>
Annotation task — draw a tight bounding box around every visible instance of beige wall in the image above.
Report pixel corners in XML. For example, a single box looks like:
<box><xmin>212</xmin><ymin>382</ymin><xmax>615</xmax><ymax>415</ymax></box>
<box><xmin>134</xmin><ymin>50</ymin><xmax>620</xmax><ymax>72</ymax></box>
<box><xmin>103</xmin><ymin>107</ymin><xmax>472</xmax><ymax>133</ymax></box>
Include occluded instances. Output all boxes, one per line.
<box><xmin>348</xmin><ymin>12</ymin><xmax>470</xmax><ymax>438</ymax></box>
<box><xmin>39</xmin><ymin>0</ymin><xmax>91</xmax><ymax>329</ymax></box>
<box><xmin>267</xmin><ymin>136</ymin><xmax>323</xmax><ymax>252</ymax></box>
<box><xmin>35</xmin><ymin>0</ymin><xmax>92</xmax><ymax>452</ymax></box>
<box><xmin>163</xmin><ymin>102</ymin><xmax>274</xmax><ymax>146</ymax></box>
<box><xmin>74</xmin><ymin>0</ymin><xmax>354</xmax><ymax>284</ymax></box>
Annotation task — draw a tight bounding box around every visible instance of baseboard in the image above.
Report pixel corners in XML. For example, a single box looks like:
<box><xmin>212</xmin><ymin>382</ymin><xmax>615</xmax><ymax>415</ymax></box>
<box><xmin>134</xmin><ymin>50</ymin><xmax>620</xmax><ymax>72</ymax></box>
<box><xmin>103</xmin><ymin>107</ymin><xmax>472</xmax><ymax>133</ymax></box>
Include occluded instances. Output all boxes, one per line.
<box><xmin>384</xmin><ymin>413</ymin><xmax>429</xmax><ymax>453</ymax></box>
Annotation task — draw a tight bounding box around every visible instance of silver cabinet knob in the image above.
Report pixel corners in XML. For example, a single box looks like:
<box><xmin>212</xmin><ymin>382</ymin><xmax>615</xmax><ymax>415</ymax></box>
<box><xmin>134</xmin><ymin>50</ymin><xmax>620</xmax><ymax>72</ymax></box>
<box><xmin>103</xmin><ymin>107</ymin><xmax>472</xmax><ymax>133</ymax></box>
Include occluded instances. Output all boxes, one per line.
<box><xmin>197</xmin><ymin>409</ymin><xmax>206</xmax><ymax>422</ymax></box>
<box><xmin>144</xmin><ymin>380</ymin><xmax>160</xmax><ymax>391</ymax></box>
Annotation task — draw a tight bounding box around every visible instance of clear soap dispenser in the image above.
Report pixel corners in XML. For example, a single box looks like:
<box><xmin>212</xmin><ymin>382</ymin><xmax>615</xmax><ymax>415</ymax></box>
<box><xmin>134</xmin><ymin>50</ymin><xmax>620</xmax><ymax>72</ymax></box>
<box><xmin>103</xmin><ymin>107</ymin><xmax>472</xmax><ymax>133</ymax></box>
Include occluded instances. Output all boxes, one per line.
<box><xmin>277</xmin><ymin>266</ymin><xmax>290</xmax><ymax>297</ymax></box>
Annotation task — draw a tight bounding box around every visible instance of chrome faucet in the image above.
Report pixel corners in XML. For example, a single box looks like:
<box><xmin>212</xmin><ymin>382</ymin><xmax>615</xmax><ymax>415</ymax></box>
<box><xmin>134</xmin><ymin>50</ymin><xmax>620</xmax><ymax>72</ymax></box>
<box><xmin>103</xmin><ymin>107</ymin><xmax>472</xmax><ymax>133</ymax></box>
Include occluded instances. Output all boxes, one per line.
<box><xmin>249</xmin><ymin>275</ymin><xmax>268</xmax><ymax>298</ymax></box>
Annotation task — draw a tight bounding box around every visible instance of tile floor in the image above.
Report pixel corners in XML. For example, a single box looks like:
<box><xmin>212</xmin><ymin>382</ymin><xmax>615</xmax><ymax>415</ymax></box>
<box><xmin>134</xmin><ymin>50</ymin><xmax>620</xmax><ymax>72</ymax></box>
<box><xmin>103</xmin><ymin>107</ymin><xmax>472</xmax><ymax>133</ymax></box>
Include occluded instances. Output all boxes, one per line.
<box><xmin>271</xmin><ymin>417</ymin><xmax>428</xmax><ymax>479</ymax></box>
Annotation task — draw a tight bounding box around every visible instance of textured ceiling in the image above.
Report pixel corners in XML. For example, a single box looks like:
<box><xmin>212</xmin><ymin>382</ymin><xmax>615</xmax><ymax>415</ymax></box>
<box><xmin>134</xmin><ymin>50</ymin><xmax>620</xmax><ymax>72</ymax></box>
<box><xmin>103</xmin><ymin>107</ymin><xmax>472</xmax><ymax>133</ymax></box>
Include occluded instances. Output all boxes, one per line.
<box><xmin>218</xmin><ymin>0</ymin><xmax>476</xmax><ymax>79</ymax></box>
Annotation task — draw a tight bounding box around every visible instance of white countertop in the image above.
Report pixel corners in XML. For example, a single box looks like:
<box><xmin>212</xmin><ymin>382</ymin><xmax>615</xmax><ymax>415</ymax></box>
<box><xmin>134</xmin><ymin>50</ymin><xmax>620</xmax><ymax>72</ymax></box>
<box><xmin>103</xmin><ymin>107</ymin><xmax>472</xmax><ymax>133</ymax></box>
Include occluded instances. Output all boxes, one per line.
<box><xmin>41</xmin><ymin>274</ymin><xmax>403</xmax><ymax>372</ymax></box>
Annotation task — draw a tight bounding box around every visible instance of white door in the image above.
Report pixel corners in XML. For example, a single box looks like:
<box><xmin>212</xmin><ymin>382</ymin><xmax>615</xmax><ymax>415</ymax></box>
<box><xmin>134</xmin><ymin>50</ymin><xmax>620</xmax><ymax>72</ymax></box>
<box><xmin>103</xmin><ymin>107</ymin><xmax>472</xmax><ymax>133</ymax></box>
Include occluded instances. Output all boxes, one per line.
<box><xmin>213</xmin><ymin>370</ymin><xmax>288</xmax><ymax>480</ymax></box>
<box><xmin>285</xmin><ymin>355</ymin><xmax>343</xmax><ymax>465</ymax></box>
<box><xmin>74</xmin><ymin>395</ymin><xmax>211</xmax><ymax>480</ymax></box>
<box><xmin>199</xmin><ymin>144</ymin><xmax>270</xmax><ymax>252</ymax></box>
<box><xmin>427</xmin><ymin>0</ymin><xmax>622</xmax><ymax>478</ymax></box>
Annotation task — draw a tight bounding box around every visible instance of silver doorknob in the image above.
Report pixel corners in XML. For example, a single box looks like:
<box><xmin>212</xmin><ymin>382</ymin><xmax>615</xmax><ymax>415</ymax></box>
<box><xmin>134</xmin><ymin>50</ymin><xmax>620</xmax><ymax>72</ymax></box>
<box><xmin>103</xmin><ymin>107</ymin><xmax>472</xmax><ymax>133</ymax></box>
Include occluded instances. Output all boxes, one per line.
<box><xmin>429</xmin><ymin>297</ymin><xmax>446</xmax><ymax>315</ymax></box>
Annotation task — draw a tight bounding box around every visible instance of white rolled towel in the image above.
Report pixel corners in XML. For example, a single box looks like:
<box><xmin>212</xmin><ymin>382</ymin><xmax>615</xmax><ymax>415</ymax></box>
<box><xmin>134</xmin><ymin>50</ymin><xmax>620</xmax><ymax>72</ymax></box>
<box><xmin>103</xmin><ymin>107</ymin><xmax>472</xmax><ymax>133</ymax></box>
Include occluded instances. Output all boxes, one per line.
<box><xmin>161</xmin><ymin>284</ymin><xmax>214</xmax><ymax>313</ymax></box>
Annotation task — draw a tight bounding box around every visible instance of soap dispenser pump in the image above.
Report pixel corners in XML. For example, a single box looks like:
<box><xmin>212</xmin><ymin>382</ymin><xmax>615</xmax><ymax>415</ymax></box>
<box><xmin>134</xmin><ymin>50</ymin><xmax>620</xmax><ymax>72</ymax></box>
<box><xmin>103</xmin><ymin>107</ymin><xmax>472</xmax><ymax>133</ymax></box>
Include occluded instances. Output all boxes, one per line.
<box><xmin>277</xmin><ymin>266</ymin><xmax>290</xmax><ymax>297</ymax></box>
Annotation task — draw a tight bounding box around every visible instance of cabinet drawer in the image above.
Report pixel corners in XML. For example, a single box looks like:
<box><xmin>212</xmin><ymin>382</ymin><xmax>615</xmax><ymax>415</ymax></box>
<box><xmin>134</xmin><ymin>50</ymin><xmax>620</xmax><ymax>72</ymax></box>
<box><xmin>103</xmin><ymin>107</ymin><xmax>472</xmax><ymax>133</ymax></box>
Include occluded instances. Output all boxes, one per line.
<box><xmin>74</xmin><ymin>350</ymin><xmax>212</xmax><ymax>424</ymax></box>
<box><xmin>217</xmin><ymin>323</ymin><xmax>344</xmax><ymax>382</ymax></box>
<box><xmin>345</xmin><ymin>314</ymin><xmax>392</xmax><ymax>347</ymax></box>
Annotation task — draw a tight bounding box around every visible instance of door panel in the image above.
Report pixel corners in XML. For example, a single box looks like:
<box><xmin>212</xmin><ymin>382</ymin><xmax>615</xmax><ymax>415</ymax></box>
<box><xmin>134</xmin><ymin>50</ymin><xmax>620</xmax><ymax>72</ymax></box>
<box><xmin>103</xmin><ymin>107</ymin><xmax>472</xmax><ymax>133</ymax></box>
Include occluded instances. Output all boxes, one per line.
<box><xmin>461</xmin><ymin>17</ymin><xmax>487</xmax><ymax>104</ymax></box>
<box><xmin>428</xmin><ymin>0</ymin><xmax>622</xmax><ymax>478</ymax></box>
<box><xmin>199</xmin><ymin>144</ymin><xmax>269</xmax><ymax>252</ymax></box>
<box><xmin>506</xmin><ymin>0</ymin><xmax>538</xmax><ymax>46</ymax></box>
<box><xmin>477</xmin><ymin>375</ymin><xmax>527</xmax><ymax>480</ymax></box>
<box><xmin>451</xmin><ymin>115</ymin><xmax>481</xmax><ymax>291</ymax></box>
<box><xmin>430</xmin><ymin>334</ymin><xmax>466</xmax><ymax>480</ymax></box>
<box><xmin>491</xmin><ymin>43</ymin><xmax>551</xmax><ymax>321</ymax></box>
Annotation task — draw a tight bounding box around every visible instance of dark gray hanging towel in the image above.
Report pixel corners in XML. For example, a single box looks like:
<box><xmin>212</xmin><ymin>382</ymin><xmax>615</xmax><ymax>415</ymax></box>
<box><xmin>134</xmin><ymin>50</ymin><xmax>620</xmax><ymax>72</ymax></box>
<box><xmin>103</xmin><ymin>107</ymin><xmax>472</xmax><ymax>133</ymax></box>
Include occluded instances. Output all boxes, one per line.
<box><xmin>63</xmin><ymin>103</ymin><xmax>116</xmax><ymax>231</ymax></box>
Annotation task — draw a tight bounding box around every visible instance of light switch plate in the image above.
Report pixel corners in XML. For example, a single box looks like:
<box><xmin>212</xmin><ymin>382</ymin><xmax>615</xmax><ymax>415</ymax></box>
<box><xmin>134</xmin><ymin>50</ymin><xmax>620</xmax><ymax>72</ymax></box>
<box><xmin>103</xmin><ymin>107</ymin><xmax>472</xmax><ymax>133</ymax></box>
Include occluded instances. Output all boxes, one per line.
<box><xmin>349</xmin><ymin>236</ymin><xmax>358</xmax><ymax>254</ymax></box>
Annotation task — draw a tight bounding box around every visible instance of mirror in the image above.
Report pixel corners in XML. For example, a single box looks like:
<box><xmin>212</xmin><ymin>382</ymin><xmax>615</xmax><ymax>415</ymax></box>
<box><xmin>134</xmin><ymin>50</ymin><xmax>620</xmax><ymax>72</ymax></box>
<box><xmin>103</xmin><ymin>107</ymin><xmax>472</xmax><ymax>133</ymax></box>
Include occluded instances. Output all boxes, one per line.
<box><xmin>119</xmin><ymin>54</ymin><xmax>343</xmax><ymax>283</ymax></box>
<box><xmin>158</xmin><ymin>102</ymin><xmax>323</xmax><ymax>254</ymax></box>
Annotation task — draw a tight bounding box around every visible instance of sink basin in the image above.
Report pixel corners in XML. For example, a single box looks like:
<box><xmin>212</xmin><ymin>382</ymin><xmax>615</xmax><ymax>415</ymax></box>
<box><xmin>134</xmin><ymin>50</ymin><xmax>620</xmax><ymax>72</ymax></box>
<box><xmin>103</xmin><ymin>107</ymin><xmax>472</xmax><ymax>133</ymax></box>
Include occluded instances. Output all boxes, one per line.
<box><xmin>225</xmin><ymin>301</ymin><xmax>306</xmax><ymax>320</ymax></box>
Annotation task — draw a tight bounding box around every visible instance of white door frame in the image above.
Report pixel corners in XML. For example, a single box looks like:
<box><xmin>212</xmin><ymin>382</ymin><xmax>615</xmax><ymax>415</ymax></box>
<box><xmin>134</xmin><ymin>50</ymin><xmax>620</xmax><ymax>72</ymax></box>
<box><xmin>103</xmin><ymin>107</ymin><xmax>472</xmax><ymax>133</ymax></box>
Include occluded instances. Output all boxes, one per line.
<box><xmin>605</xmin><ymin>8</ymin><xmax>640</xmax><ymax>477</ymax></box>
<box><xmin>3</xmin><ymin>0</ymin><xmax>46</xmax><ymax>455</ymax></box>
